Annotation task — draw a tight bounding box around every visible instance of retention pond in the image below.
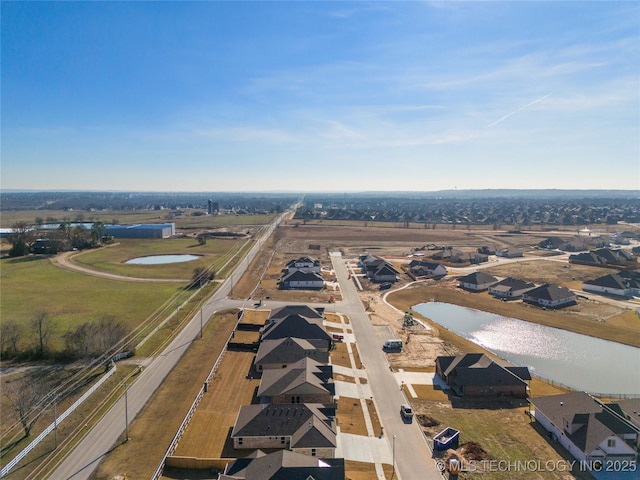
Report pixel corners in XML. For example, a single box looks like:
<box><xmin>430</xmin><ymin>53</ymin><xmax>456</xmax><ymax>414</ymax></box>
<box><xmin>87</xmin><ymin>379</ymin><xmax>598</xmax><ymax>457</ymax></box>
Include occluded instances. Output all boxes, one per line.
<box><xmin>412</xmin><ymin>302</ymin><xmax>640</xmax><ymax>396</ymax></box>
<box><xmin>125</xmin><ymin>254</ymin><xmax>200</xmax><ymax>265</ymax></box>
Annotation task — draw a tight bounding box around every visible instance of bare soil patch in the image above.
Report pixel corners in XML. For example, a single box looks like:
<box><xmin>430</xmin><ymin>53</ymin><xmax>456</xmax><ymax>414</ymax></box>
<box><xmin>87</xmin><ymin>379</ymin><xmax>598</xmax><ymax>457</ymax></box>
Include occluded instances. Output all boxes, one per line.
<box><xmin>481</xmin><ymin>259</ymin><xmax>615</xmax><ymax>288</ymax></box>
<box><xmin>330</xmin><ymin>342</ymin><xmax>352</xmax><ymax>369</ymax></box>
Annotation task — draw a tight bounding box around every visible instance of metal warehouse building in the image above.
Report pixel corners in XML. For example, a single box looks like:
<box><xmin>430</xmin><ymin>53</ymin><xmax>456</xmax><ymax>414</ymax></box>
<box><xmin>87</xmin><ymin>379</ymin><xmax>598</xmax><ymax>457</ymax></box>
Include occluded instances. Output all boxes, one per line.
<box><xmin>105</xmin><ymin>223</ymin><xmax>175</xmax><ymax>239</ymax></box>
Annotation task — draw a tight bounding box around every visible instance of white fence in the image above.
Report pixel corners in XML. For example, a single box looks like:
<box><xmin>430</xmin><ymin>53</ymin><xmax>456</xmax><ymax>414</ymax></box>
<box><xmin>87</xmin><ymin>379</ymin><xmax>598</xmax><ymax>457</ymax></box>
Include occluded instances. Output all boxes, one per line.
<box><xmin>0</xmin><ymin>366</ymin><xmax>117</xmax><ymax>478</ymax></box>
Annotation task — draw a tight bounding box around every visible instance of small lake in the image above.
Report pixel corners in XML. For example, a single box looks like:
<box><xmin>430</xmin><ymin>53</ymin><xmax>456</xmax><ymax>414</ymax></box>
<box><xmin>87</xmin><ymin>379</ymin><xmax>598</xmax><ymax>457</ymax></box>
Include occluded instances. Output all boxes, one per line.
<box><xmin>413</xmin><ymin>302</ymin><xmax>640</xmax><ymax>395</ymax></box>
<box><xmin>125</xmin><ymin>254</ymin><xmax>200</xmax><ymax>265</ymax></box>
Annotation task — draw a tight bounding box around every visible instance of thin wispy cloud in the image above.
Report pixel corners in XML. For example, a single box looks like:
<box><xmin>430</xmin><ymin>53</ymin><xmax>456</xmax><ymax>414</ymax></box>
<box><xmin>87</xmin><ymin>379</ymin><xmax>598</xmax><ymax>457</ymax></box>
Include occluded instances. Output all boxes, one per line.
<box><xmin>487</xmin><ymin>94</ymin><xmax>551</xmax><ymax>128</ymax></box>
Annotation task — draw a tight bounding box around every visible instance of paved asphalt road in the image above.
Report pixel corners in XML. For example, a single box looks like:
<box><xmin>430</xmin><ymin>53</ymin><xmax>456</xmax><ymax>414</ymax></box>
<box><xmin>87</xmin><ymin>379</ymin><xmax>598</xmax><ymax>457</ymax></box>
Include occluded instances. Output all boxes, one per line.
<box><xmin>49</xmin><ymin>211</ymin><xmax>442</xmax><ymax>480</ymax></box>
<box><xmin>329</xmin><ymin>253</ymin><xmax>442</xmax><ymax>480</ymax></box>
<box><xmin>47</xmin><ymin>216</ymin><xmax>282</xmax><ymax>480</ymax></box>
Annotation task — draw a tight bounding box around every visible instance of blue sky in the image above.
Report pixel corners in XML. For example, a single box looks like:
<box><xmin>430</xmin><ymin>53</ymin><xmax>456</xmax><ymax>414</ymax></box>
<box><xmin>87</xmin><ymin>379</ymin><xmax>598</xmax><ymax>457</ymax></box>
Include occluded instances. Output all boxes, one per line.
<box><xmin>2</xmin><ymin>1</ymin><xmax>639</xmax><ymax>192</ymax></box>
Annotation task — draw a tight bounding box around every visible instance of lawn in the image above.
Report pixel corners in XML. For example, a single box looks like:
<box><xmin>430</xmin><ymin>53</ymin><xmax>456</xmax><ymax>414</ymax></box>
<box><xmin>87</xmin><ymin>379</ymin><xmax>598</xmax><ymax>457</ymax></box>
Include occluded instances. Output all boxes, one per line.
<box><xmin>0</xmin><ymin>255</ymin><xmax>181</xmax><ymax>350</ymax></box>
<box><xmin>72</xmin><ymin>237</ymin><xmax>247</xmax><ymax>280</ymax></box>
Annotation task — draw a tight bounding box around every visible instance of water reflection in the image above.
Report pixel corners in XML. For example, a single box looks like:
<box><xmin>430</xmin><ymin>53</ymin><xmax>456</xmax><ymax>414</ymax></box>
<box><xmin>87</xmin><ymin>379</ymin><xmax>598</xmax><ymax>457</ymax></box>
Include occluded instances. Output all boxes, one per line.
<box><xmin>413</xmin><ymin>302</ymin><xmax>640</xmax><ymax>395</ymax></box>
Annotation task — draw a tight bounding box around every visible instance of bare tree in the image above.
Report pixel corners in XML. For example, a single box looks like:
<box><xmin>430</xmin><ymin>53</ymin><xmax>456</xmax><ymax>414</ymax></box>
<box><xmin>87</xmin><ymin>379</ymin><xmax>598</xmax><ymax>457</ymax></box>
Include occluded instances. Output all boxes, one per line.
<box><xmin>3</xmin><ymin>377</ymin><xmax>48</xmax><ymax>438</ymax></box>
<box><xmin>7</xmin><ymin>221</ymin><xmax>33</xmax><ymax>257</ymax></box>
<box><xmin>1</xmin><ymin>321</ymin><xmax>22</xmax><ymax>357</ymax></box>
<box><xmin>63</xmin><ymin>315</ymin><xmax>130</xmax><ymax>358</ymax></box>
<box><xmin>31</xmin><ymin>312</ymin><xmax>54</xmax><ymax>358</ymax></box>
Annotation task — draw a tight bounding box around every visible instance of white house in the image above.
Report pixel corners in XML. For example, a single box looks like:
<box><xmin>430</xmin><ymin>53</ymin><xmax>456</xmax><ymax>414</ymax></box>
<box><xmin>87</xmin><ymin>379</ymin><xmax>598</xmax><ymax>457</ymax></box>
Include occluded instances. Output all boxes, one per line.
<box><xmin>488</xmin><ymin>277</ymin><xmax>535</xmax><ymax>299</ymax></box>
<box><xmin>280</xmin><ymin>270</ymin><xmax>324</xmax><ymax>289</ymax></box>
<box><xmin>457</xmin><ymin>272</ymin><xmax>498</xmax><ymax>291</ymax></box>
<box><xmin>522</xmin><ymin>284</ymin><xmax>576</xmax><ymax>308</ymax></box>
<box><xmin>530</xmin><ymin>392</ymin><xmax>638</xmax><ymax>466</ymax></box>
<box><xmin>408</xmin><ymin>260</ymin><xmax>447</xmax><ymax>278</ymax></box>
<box><xmin>285</xmin><ymin>256</ymin><xmax>321</xmax><ymax>274</ymax></box>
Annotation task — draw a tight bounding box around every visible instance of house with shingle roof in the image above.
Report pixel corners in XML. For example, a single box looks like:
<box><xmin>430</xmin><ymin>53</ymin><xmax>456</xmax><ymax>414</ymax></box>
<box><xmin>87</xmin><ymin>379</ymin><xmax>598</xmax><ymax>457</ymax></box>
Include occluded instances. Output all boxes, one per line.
<box><xmin>258</xmin><ymin>358</ymin><xmax>334</xmax><ymax>404</ymax></box>
<box><xmin>610</xmin><ymin>398</ymin><xmax>640</xmax><ymax>430</ymax></box>
<box><xmin>285</xmin><ymin>256</ymin><xmax>321</xmax><ymax>273</ymax></box>
<box><xmin>522</xmin><ymin>283</ymin><xmax>576</xmax><ymax>308</ymax></box>
<box><xmin>261</xmin><ymin>314</ymin><xmax>332</xmax><ymax>348</ymax></box>
<box><xmin>435</xmin><ymin>353</ymin><xmax>531</xmax><ymax>398</ymax></box>
<box><xmin>219</xmin><ymin>449</ymin><xmax>345</xmax><ymax>480</ymax></box>
<box><xmin>408</xmin><ymin>260</ymin><xmax>447</xmax><ymax>278</ymax></box>
<box><xmin>570</xmin><ymin>248</ymin><xmax>637</xmax><ymax>267</ymax></box>
<box><xmin>488</xmin><ymin>277</ymin><xmax>535</xmax><ymax>299</ymax></box>
<box><xmin>231</xmin><ymin>403</ymin><xmax>337</xmax><ymax>457</ymax></box>
<box><xmin>359</xmin><ymin>255</ymin><xmax>399</xmax><ymax>283</ymax></box>
<box><xmin>457</xmin><ymin>271</ymin><xmax>498</xmax><ymax>291</ymax></box>
<box><xmin>583</xmin><ymin>271</ymin><xmax>640</xmax><ymax>298</ymax></box>
<box><xmin>269</xmin><ymin>305</ymin><xmax>323</xmax><ymax>321</ymax></box>
<box><xmin>280</xmin><ymin>270</ymin><xmax>324</xmax><ymax>290</ymax></box>
<box><xmin>254</xmin><ymin>337</ymin><xmax>329</xmax><ymax>372</ymax></box>
<box><xmin>530</xmin><ymin>392</ymin><xmax>638</xmax><ymax>464</ymax></box>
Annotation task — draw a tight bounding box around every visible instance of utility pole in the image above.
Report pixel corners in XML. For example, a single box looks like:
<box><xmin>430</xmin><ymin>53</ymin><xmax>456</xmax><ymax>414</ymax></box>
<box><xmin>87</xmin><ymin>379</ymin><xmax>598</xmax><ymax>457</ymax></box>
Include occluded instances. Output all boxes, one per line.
<box><xmin>392</xmin><ymin>434</ymin><xmax>396</xmax><ymax>479</ymax></box>
<box><xmin>54</xmin><ymin>396</ymin><xmax>58</xmax><ymax>449</ymax></box>
<box><xmin>124</xmin><ymin>383</ymin><xmax>129</xmax><ymax>442</ymax></box>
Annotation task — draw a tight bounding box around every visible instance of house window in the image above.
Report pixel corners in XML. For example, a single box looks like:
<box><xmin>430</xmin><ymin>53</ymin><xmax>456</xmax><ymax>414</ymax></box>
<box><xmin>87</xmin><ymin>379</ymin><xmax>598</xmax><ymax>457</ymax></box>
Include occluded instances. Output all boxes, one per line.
<box><xmin>238</xmin><ymin>438</ymin><xmax>243</xmax><ymax>445</ymax></box>
<box><xmin>607</xmin><ymin>439</ymin><xmax>616</xmax><ymax>447</ymax></box>
<box><xmin>281</xmin><ymin>436</ymin><xmax>286</xmax><ymax>444</ymax></box>
<box><xmin>311</xmin><ymin>448</ymin><xmax>317</xmax><ymax>456</ymax></box>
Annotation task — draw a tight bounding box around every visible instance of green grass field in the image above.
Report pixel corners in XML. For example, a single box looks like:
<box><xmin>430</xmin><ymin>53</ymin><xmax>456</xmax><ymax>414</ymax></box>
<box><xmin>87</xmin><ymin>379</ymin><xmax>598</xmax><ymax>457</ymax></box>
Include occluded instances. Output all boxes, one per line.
<box><xmin>0</xmin><ymin>255</ymin><xmax>183</xmax><ymax>351</ymax></box>
<box><xmin>72</xmin><ymin>237</ymin><xmax>246</xmax><ymax>279</ymax></box>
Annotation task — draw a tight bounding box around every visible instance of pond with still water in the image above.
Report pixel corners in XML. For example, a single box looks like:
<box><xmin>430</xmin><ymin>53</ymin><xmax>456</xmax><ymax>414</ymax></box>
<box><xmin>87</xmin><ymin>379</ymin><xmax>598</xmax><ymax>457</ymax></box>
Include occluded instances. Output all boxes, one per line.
<box><xmin>413</xmin><ymin>302</ymin><xmax>640</xmax><ymax>395</ymax></box>
<box><xmin>125</xmin><ymin>254</ymin><xmax>200</xmax><ymax>265</ymax></box>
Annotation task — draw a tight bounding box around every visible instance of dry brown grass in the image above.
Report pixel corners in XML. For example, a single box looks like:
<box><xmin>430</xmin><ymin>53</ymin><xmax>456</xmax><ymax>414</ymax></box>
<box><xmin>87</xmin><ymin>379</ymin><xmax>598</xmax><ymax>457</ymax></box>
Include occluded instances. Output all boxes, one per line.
<box><xmin>231</xmin><ymin>330</ymin><xmax>260</xmax><ymax>344</ymax></box>
<box><xmin>529</xmin><ymin>377</ymin><xmax>571</xmax><ymax>397</ymax></box>
<box><xmin>345</xmin><ymin>460</ymin><xmax>394</xmax><ymax>480</ymax></box>
<box><xmin>387</xmin><ymin>283</ymin><xmax>640</xmax><ymax>348</ymax></box>
<box><xmin>92</xmin><ymin>311</ymin><xmax>238</xmax><ymax>480</ymax></box>
<box><xmin>326</xmin><ymin>326</ymin><xmax>345</xmax><ymax>333</ymax></box>
<box><xmin>173</xmin><ymin>351</ymin><xmax>259</xmax><ymax>459</ymax></box>
<box><xmin>337</xmin><ymin>397</ymin><xmax>368</xmax><ymax>436</ymax></box>
<box><xmin>351</xmin><ymin>343</ymin><xmax>363</xmax><ymax>369</ymax></box>
<box><xmin>364</xmin><ymin>398</ymin><xmax>382</xmax><ymax>437</ymax></box>
<box><xmin>482</xmin><ymin>260</ymin><xmax>615</xmax><ymax>288</ymax></box>
<box><xmin>411</xmin><ymin>384</ymin><xmax>450</xmax><ymax>402</ymax></box>
<box><xmin>325</xmin><ymin>312</ymin><xmax>343</xmax><ymax>323</ymax></box>
<box><xmin>239</xmin><ymin>309</ymin><xmax>269</xmax><ymax>325</ymax></box>
<box><xmin>330</xmin><ymin>342</ymin><xmax>352</xmax><ymax>368</ymax></box>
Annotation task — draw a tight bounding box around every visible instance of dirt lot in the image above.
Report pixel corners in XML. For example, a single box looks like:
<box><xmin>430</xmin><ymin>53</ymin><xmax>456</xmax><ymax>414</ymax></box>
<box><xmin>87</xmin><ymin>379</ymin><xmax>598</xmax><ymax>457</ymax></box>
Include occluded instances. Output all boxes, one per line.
<box><xmin>480</xmin><ymin>259</ymin><xmax>617</xmax><ymax>290</ymax></box>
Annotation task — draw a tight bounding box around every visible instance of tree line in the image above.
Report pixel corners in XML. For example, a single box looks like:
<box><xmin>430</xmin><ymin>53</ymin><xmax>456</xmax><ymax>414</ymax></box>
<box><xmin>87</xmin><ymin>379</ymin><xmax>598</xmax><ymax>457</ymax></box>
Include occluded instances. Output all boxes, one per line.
<box><xmin>6</xmin><ymin>220</ymin><xmax>113</xmax><ymax>257</ymax></box>
<box><xmin>1</xmin><ymin>312</ymin><xmax>130</xmax><ymax>361</ymax></box>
